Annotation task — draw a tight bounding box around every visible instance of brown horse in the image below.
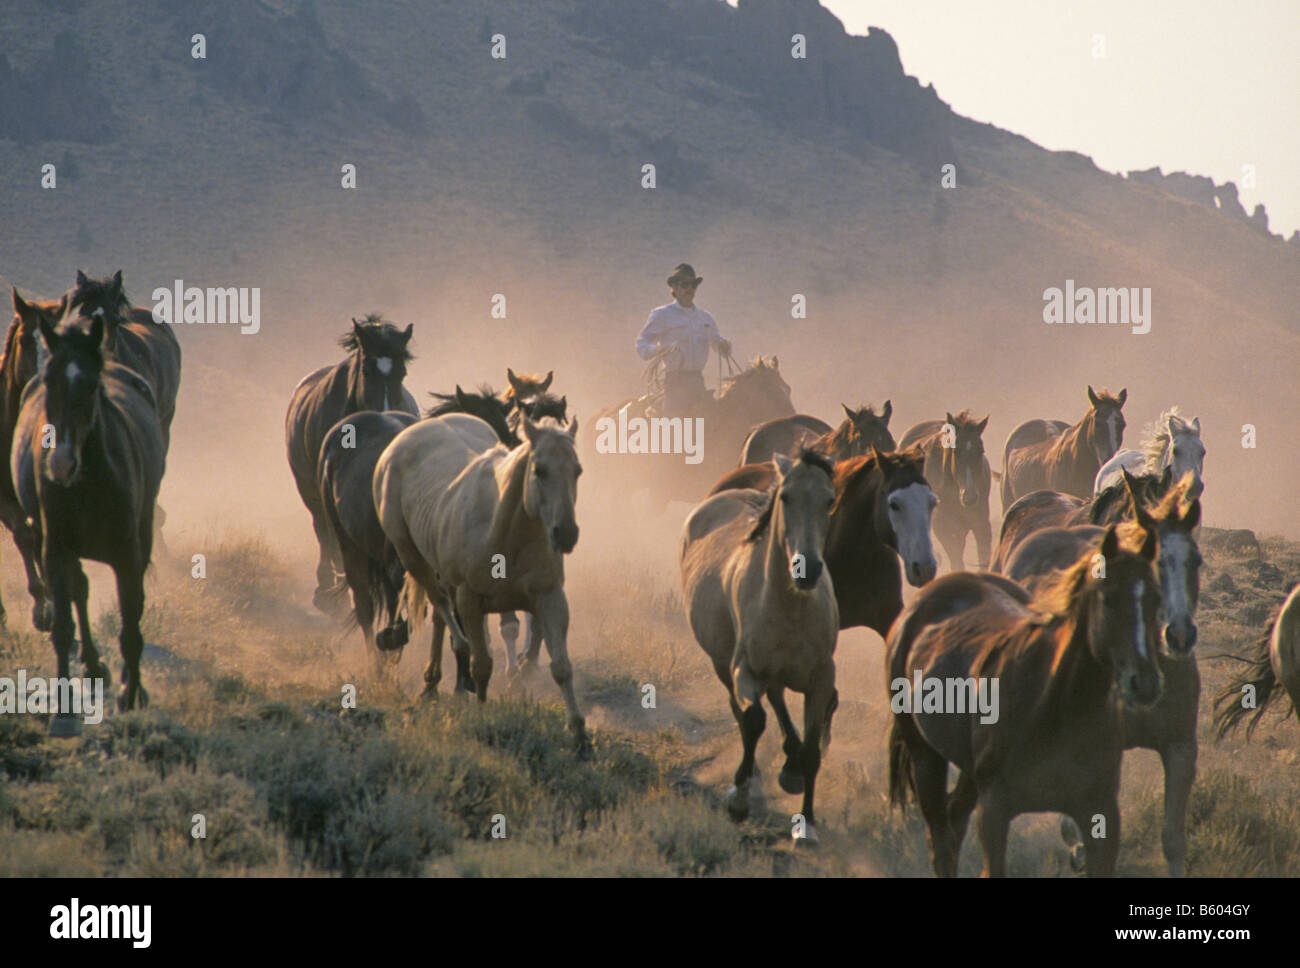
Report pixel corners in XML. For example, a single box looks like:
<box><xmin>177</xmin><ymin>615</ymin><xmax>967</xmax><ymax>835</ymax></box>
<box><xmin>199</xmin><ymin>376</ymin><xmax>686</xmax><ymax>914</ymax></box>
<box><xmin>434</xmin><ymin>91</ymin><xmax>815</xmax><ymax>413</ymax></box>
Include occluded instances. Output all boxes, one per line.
<box><xmin>681</xmin><ymin>450</ymin><xmax>839</xmax><ymax>843</ymax></box>
<box><xmin>12</xmin><ymin>313</ymin><xmax>166</xmax><ymax>734</ymax></box>
<box><xmin>989</xmin><ymin>489</ymin><xmax>1088</xmax><ymax>573</ymax></box>
<box><xmin>1214</xmin><ymin>583</ymin><xmax>1300</xmax><ymax>739</ymax></box>
<box><xmin>739</xmin><ymin>402</ymin><xmax>894</xmax><ymax>465</ymax></box>
<box><xmin>1</xmin><ymin>291</ymin><xmax>66</xmax><ymax>629</ymax></box>
<box><xmin>586</xmin><ymin>355</ymin><xmax>795</xmax><ymax>504</ymax></box>
<box><xmin>1005</xmin><ymin>471</ymin><xmax>1204</xmax><ymax>876</ymax></box>
<box><xmin>887</xmin><ymin>526</ymin><xmax>1163</xmax><ymax>876</ymax></box>
<box><xmin>711</xmin><ymin>446</ymin><xmax>938</xmax><ymax>637</ymax></box>
<box><xmin>898</xmin><ymin>412</ymin><xmax>993</xmax><ymax>570</ymax></box>
<box><xmin>286</xmin><ymin>315</ymin><xmax>416</xmax><ymax>612</ymax></box>
<box><xmin>1001</xmin><ymin>387</ymin><xmax>1126</xmax><ymax>508</ymax></box>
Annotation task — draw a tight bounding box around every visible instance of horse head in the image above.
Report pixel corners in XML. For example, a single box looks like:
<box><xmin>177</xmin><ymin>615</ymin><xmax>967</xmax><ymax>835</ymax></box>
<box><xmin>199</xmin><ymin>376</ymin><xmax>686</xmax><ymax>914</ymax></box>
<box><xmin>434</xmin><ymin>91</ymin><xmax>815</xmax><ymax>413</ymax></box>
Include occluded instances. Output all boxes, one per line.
<box><xmin>943</xmin><ymin>410</ymin><xmax>989</xmax><ymax>508</ymax></box>
<box><xmin>869</xmin><ymin>445</ymin><xmax>939</xmax><ymax>587</ymax></box>
<box><xmin>520</xmin><ymin>414</ymin><xmax>582</xmax><ymax>554</ymax></box>
<box><xmin>1126</xmin><ymin>468</ymin><xmax>1202</xmax><ymax>654</ymax></box>
<box><xmin>36</xmin><ymin>309</ymin><xmax>105</xmax><ymax>487</ymax></box>
<box><xmin>10</xmin><ymin>288</ymin><xmax>67</xmax><ymax>386</ymax></box>
<box><xmin>426</xmin><ymin>385</ymin><xmax>515</xmax><ymax>445</ymax></box>
<box><xmin>840</xmin><ymin>401</ymin><xmax>895</xmax><ymax>455</ymax></box>
<box><xmin>720</xmin><ymin>356</ymin><xmax>794</xmax><ymax>423</ymax></box>
<box><xmin>340</xmin><ymin>314</ymin><xmax>413</xmax><ymax>413</ymax></box>
<box><xmin>1085</xmin><ymin>385</ymin><xmax>1127</xmax><ymax>465</ymax></box>
<box><xmin>1081</xmin><ymin>525</ymin><xmax>1163</xmax><ymax>707</ymax></box>
<box><xmin>768</xmin><ymin>450</ymin><xmax>836</xmax><ymax>591</ymax></box>
<box><xmin>1162</xmin><ymin>411</ymin><xmax>1205</xmax><ymax>501</ymax></box>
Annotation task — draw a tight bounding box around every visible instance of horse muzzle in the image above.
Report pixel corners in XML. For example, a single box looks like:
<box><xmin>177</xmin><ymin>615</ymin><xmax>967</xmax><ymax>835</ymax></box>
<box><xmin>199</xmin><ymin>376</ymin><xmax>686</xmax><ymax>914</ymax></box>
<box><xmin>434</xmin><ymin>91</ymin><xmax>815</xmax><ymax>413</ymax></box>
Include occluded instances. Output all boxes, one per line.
<box><xmin>906</xmin><ymin>556</ymin><xmax>938</xmax><ymax>587</ymax></box>
<box><xmin>794</xmin><ymin>558</ymin><xmax>824</xmax><ymax>591</ymax></box>
<box><xmin>1163</xmin><ymin>620</ymin><xmax>1197</xmax><ymax>654</ymax></box>
<box><xmin>47</xmin><ymin>448</ymin><xmax>79</xmax><ymax>486</ymax></box>
<box><xmin>551</xmin><ymin>522</ymin><xmax>579</xmax><ymax>554</ymax></box>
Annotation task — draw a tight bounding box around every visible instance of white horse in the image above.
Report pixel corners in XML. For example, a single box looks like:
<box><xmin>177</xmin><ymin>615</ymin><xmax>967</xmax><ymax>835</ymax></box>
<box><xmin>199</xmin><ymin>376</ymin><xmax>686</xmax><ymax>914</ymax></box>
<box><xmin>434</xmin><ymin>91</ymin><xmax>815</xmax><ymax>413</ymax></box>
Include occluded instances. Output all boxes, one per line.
<box><xmin>373</xmin><ymin>411</ymin><xmax>590</xmax><ymax>754</ymax></box>
<box><xmin>1095</xmin><ymin>407</ymin><xmax>1203</xmax><ymax>498</ymax></box>
<box><xmin>680</xmin><ymin>451</ymin><xmax>839</xmax><ymax>845</ymax></box>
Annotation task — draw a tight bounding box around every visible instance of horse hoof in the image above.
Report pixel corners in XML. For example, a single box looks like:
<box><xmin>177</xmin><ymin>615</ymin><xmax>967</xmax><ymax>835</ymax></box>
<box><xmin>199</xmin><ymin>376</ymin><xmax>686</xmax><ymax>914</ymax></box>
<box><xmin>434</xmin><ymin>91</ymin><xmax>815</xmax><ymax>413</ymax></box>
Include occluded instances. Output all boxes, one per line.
<box><xmin>87</xmin><ymin>663</ymin><xmax>111</xmax><ymax>688</ymax></box>
<box><xmin>793</xmin><ymin>824</ymin><xmax>819</xmax><ymax>848</ymax></box>
<box><xmin>376</xmin><ymin>625</ymin><xmax>408</xmax><ymax>652</ymax></box>
<box><xmin>419</xmin><ymin>686</ymin><xmax>439</xmax><ymax>702</ymax></box>
<box><xmin>778</xmin><ymin>767</ymin><xmax>805</xmax><ymax>795</ymax></box>
<box><xmin>32</xmin><ymin>604</ymin><xmax>52</xmax><ymax>632</ymax></box>
<box><xmin>724</xmin><ymin>785</ymin><xmax>749</xmax><ymax>821</ymax></box>
<box><xmin>1068</xmin><ymin>843</ymin><xmax>1086</xmax><ymax>874</ymax></box>
<box><xmin>574</xmin><ymin>734</ymin><xmax>594</xmax><ymax>761</ymax></box>
<box><xmin>49</xmin><ymin>713</ymin><xmax>82</xmax><ymax>738</ymax></box>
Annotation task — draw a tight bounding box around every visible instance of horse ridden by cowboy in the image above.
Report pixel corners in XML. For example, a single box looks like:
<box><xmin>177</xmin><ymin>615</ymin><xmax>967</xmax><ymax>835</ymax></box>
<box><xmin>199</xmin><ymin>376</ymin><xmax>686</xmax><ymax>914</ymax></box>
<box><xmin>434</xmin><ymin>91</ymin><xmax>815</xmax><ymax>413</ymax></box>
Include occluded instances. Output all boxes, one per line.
<box><xmin>635</xmin><ymin>263</ymin><xmax>732</xmax><ymax>417</ymax></box>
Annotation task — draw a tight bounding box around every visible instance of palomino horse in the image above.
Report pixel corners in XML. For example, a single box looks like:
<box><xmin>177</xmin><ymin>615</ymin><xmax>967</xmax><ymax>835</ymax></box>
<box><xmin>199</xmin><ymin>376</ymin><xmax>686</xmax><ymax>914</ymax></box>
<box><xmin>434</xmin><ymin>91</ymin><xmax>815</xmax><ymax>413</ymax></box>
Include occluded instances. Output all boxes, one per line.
<box><xmin>1</xmin><ymin>291</ymin><xmax>66</xmax><ymax>629</ymax></box>
<box><xmin>426</xmin><ymin>381</ymin><xmax>569</xmax><ymax>677</ymax></box>
<box><xmin>374</xmin><ymin>413</ymin><xmax>590</xmax><ymax>753</ymax></box>
<box><xmin>1001</xmin><ymin>387</ymin><xmax>1126</xmax><ymax>508</ymax></box>
<box><xmin>286</xmin><ymin>315</ymin><xmax>417</xmax><ymax>613</ymax></box>
<box><xmin>887</xmin><ymin>526</ymin><xmax>1163</xmax><ymax>876</ymax></box>
<box><xmin>739</xmin><ymin>402</ymin><xmax>894</xmax><ymax>465</ymax></box>
<box><xmin>1215</xmin><ymin>583</ymin><xmax>1300</xmax><ymax>738</ymax></box>
<box><xmin>681</xmin><ymin>451</ymin><xmax>839</xmax><ymax>844</ymax></box>
<box><xmin>11</xmin><ymin>313</ymin><xmax>165</xmax><ymax>735</ymax></box>
<box><xmin>1006</xmin><ymin>471</ymin><xmax>1204</xmax><ymax>876</ymax></box>
<box><xmin>587</xmin><ymin>355</ymin><xmax>795</xmax><ymax>504</ymax></box>
<box><xmin>1096</xmin><ymin>407</ymin><xmax>1204</xmax><ymax>500</ymax></box>
<box><xmin>897</xmin><ymin>411</ymin><xmax>993</xmax><ymax>570</ymax></box>
<box><xmin>318</xmin><ymin>409</ymin><xmax>420</xmax><ymax>675</ymax></box>
<box><xmin>710</xmin><ymin>446</ymin><xmax>938</xmax><ymax>638</ymax></box>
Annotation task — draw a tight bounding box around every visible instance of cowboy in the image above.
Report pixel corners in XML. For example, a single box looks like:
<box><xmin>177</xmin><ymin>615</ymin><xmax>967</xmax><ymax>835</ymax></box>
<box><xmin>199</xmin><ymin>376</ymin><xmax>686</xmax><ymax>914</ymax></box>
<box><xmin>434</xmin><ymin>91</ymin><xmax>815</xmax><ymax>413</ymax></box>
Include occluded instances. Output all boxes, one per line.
<box><xmin>635</xmin><ymin>263</ymin><xmax>731</xmax><ymax>416</ymax></box>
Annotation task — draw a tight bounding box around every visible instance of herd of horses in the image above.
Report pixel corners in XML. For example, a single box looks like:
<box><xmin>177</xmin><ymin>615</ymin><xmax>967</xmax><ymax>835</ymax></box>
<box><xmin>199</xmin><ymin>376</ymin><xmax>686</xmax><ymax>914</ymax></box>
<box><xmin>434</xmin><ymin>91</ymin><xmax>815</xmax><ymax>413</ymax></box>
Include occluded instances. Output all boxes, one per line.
<box><xmin>3</xmin><ymin>282</ymin><xmax>1298</xmax><ymax>877</ymax></box>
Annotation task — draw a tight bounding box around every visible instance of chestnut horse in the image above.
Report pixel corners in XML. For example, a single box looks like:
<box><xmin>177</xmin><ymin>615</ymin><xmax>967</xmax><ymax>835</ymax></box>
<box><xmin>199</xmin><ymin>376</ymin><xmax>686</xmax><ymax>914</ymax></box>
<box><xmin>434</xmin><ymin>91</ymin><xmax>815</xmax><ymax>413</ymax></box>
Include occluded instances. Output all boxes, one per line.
<box><xmin>739</xmin><ymin>402</ymin><xmax>894</xmax><ymax>465</ymax></box>
<box><xmin>897</xmin><ymin>411</ymin><xmax>993</xmax><ymax>570</ymax></box>
<box><xmin>887</xmin><ymin>526</ymin><xmax>1163</xmax><ymax>876</ymax></box>
<box><xmin>1001</xmin><ymin>386</ymin><xmax>1126</xmax><ymax>508</ymax></box>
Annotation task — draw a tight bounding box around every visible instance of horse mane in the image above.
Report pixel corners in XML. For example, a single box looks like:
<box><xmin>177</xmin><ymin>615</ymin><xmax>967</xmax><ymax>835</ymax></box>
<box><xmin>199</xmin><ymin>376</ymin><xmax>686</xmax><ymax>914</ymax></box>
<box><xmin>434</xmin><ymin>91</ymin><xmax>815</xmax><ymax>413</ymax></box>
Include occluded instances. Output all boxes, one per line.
<box><xmin>745</xmin><ymin>449</ymin><xmax>834</xmax><ymax>542</ymax></box>
<box><xmin>338</xmin><ymin>314</ymin><xmax>414</xmax><ymax>360</ymax></box>
<box><xmin>424</xmin><ymin>384</ymin><xmax>503</xmax><ymax>418</ymax></box>
<box><xmin>516</xmin><ymin>391</ymin><xmax>567</xmax><ymax>422</ymax></box>
<box><xmin>1139</xmin><ymin>406</ymin><xmax>1190</xmax><ymax>469</ymax></box>
<box><xmin>948</xmin><ymin>409</ymin><xmax>982</xmax><ymax>430</ymax></box>
<box><xmin>1026</xmin><ymin>547</ymin><xmax>1096</xmax><ymax>622</ymax></box>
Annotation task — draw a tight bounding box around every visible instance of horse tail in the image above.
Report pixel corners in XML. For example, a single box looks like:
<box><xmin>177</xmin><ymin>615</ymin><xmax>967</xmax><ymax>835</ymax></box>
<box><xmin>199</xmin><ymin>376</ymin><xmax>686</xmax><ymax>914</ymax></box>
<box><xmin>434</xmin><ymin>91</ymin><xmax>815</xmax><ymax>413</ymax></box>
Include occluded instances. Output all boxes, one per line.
<box><xmin>887</xmin><ymin>718</ymin><xmax>914</xmax><ymax>810</ymax></box>
<box><xmin>1213</xmin><ymin>629</ymin><xmax>1281</xmax><ymax>740</ymax></box>
<box><xmin>399</xmin><ymin>573</ymin><xmax>429</xmax><ymax>635</ymax></box>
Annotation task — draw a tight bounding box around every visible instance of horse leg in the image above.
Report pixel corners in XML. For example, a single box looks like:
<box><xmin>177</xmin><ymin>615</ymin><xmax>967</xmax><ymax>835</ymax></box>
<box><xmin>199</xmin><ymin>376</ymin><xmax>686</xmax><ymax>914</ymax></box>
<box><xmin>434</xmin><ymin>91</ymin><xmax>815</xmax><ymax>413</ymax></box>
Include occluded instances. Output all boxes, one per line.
<box><xmin>310</xmin><ymin>509</ymin><xmax>346</xmax><ymax>615</ymax></box>
<box><xmin>766</xmin><ymin>686</ymin><xmax>805</xmax><ymax>795</ymax></box>
<box><xmin>114</xmin><ymin>558</ymin><xmax>149</xmax><ymax>712</ymax></box>
<box><xmin>912</xmin><ymin>744</ymin><xmax>959</xmax><ymax>876</ymax></box>
<box><xmin>1159</xmin><ymin>740</ymin><xmax>1197</xmax><ymax>878</ymax></box>
<box><xmin>499</xmin><ymin>612</ymin><xmax>521</xmax><ymax>677</ymax></box>
<box><xmin>1059</xmin><ymin>815</ymin><xmax>1086</xmax><ymax>873</ymax></box>
<box><xmin>533</xmin><ymin>586</ymin><xmax>590</xmax><ymax>757</ymax></box>
<box><xmin>725</xmin><ymin>657</ymin><xmax>767</xmax><ymax>821</ymax></box>
<box><xmin>975</xmin><ymin>797</ymin><xmax>1012</xmax><ymax>877</ymax></box>
<box><xmin>521</xmin><ymin>613</ymin><xmax>543</xmax><ymax>667</ymax></box>
<box><xmin>971</xmin><ymin>513</ymin><xmax>993</xmax><ymax>571</ymax></box>
<box><xmin>44</xmin><ymin>556</ymin><xmax>80</xmax><ymax>737</ymax></box>
<box><xmin>11</xmin><ymin>514</ymin><xmax>51</xmax><ymax>631</ymax></box>
<box><xmin>453</xmin><ymin>587</ymin><xmax>492</xmax><ymax>702</ymax></box>
<box><xmin>794</xmin><ymin>667</ymin><xmax>836</xmax><ymax>847</ymax></box>
<box><xmin>1076</xmin><ymin>798</ymin><xmax>1120</xmax><ymax>876</ymax></box>
<box><xmin>421</xmin><ymin>608</ymin><xmax>447</xmax><ymax>700</ymax></box>
<box><xmin>946</xmin><ymin>770</ymin><xmax>978</xmax><ymax>861</ymax></box>
<box><xmin>72</xmin><ymin>564</ymin><xmax>109</xmax><ymax>686</ymax></box>
<box><xmin>939</xmin><ymin>529</ymin><xmax>966</xmax><ymax>574</ymax></box>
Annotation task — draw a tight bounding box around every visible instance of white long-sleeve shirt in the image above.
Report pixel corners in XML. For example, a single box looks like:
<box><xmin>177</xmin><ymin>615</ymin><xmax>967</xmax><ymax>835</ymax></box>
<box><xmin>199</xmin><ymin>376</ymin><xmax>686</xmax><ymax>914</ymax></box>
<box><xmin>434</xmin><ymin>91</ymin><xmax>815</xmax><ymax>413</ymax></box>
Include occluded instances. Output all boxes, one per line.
<box><xmin>635</xmin><ymin>301</ymin><xmax>724</xmax><ymax>372</ymax></box>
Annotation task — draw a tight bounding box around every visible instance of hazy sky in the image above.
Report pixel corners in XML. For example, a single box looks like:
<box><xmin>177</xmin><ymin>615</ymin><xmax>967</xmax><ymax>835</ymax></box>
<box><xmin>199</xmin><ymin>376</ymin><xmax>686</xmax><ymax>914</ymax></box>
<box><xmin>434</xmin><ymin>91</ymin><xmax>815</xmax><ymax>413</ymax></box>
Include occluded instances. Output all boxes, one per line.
<box><xmin>818</xmin><ymin>0</ymin><xmax>1300</xmax><ymax>239</ymax></box>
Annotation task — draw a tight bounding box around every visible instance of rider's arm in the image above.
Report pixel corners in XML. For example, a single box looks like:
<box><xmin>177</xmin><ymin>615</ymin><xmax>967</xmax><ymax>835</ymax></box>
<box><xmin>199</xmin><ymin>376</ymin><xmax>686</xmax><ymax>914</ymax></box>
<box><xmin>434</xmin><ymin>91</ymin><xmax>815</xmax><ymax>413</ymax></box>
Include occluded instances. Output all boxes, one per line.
<box><xmin>635</xmin><ymin>309</ymin><xmax>665</xmax><ymax>360</ymax></box>
<box><xmin>705</xmin><ymin>312</ymin><xmax>730</xmax><ymax>355</ymax></box>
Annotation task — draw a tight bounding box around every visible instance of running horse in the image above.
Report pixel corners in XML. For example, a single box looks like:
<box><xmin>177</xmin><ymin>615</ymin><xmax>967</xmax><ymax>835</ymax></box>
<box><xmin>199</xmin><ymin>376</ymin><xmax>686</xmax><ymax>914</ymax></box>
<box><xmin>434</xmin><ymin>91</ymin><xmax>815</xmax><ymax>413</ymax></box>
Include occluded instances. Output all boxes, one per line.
<box><xmin>681</xmin><ymin>451</ymin><xmax>839</xmax><ymax>844</ymax></box>
<box><xmin>1215</xmin><ymin>583</ymin><xmax>1300</xmax><ymax>739</ymax></box>
<box><xmin>739</xmin><ymin>402</ymin><xmax>894</xmax><ymax>465</ymax></box>
<box><xmin>887</xmin><ymin>526</ymin><xmax>1163</xmax><ymax>876</ymax></box>
<box><xmin>286</xmin><ymin>315</ymin><xmax>417</xmax><ymax>613</ymax></box>
<box><xmin>1095</xmin><ymin>407</ymin><xmax>1204</xmax><ymax>500</ymax></box>
<box><xmin>897</xmin><ymin>411</ymin><xmax>993</xmax><ymax>570</ymax></box>
<box><xmin>12</xmin><ymin>312</ymin><xmax>165</xmax><ymax>735</ymax></box>
<box><xmin>1000</xmin><ymin>387</ymin><xmax>1126</xmax><ymax>509</ymax></box>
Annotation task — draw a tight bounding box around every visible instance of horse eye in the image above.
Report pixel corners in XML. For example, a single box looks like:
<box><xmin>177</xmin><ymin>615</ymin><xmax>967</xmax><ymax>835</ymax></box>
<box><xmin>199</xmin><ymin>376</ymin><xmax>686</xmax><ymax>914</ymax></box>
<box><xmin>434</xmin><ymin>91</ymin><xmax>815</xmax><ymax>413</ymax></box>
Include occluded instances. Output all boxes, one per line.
<box><xmin>534</xmin><ymin>466</ymin><xmax>548</xmax><ymax>479</ymax></box>
<box><xmin>888</xmin><ymin>500</ymin><xmax>900</xmax><ymax>512</ymax></box>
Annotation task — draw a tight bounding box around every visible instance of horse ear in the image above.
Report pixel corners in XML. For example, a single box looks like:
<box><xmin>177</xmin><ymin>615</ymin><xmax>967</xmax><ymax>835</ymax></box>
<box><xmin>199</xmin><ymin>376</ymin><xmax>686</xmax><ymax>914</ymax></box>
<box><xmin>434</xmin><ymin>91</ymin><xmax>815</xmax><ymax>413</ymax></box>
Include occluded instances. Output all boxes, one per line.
<box><xmin>881</xmin><ymin>400</ymin><xmax>892</xmax><ymax>424</ymax></box>
<box><xmin>12</xmin><ymin>286</ymin><xmax>27</xmax><ymax>315</ymax></box>
<box><xmin>454</xmin><ymin>385</ymin><xmax>468</xmax><ymax>405</ymax></box>
<box><xmin>1192</xmin><ymin>416</ymin><xmax>1200</xmax><ymax>434</ymax></box>
<box><xmin>841</xmin><ymin>403</ymin><xmax>854</xmax><ymax>420</ymax></box>
<box><xmin>770</xmin><ymin>356</ymin><xmax>779</xmax><ymax>369</ymax></box>
<box><xmin>1139</xmin><ymin>525</ymin><xmax>1158</xmax><ymax>562</ymax></box>
<box><xmin>1128</xmin><ymin>474</ymin><xmax>1156</xmax><ymax>532</ymax></box>
<box><xmin>567</xmin><ymin>416</ymin><xmax>578</xmax><ymax>439</ymax></box>
<box><xmin>945</xmin><ymin>411</ymin><xmax>956</xmax><ymax>428</ymax></box>
<box><xmin>401</xmin><ymin>323</ymin><xmax>413</xmax><ymax>343</ymax></box>
<box><xmin>507</xmin><ymin>367</ymin><xmax>521</xmax><ymax>392</ymax></box>
<box><xmin>977</xmin><ymin>414</ymin><xmax>989</xmax><ymax>435</ymax></box>
<box><xmin>37</xmin><ymin>310</ymin><xmax>59</xmax><ymax>353</ymax></box>
<box><xmin>1117</xmin><ymin>388</ymin><xmax>1127</xmax><ymax>407</ymax></box>
<box><xmin>1100</xmin><ymin>525</ymin><xmax>1119</xmax><ymax>561</ymax></box>
<box><xmin>75</xmin><ymin>270</ymin><xmax>88</xmax><ymax>287</ymax></box>
<box><xmin>559</xmin><ymin>395</ymin><xmax>568</xmax><ymax>413</ymax></box>
<box><xmin>540</xmin><ymin>370</ymin><xmax>553</xmax><ymax>392</ymax></box>
<box><xmin>1087</xmin><ymin>385</ymin><xmax>1100</xmax><ymax>408</ymax></box>
<box><xmin>772</xmin><ymin>452</ymin><xmax>794</xmax><ymax>478</ymax></box>
<box><xmin>110</xmin><ymin>270</ymin><xmax>123</xmax><ymax>298</ymax></box>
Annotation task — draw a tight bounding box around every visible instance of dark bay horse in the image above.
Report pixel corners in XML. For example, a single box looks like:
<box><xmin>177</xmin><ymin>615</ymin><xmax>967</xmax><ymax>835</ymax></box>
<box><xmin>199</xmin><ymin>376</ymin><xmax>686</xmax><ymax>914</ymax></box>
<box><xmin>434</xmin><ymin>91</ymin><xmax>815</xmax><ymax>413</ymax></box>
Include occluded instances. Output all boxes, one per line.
<box><xmin>711</xmin><ymin>446</ymin><xmax>939</xmax><ymax>637</ymax></box>
<box><xmin>286</xmin><ymin>316</ymin><xmax>416</xmax><ymax>612</ymax></box>
<box><xmin>739</xmin><ymin>402</ymin><xmax>894</xmax><ymax>465</ymax></box>
<box><xmin>887</xmin><ymin>526</ymin><xmax>1163</xmax><ymax>876</ymax></box>
<box><xmin>897</xmin><ymin>411</ymin><xmax>993</xmax><ymax>570</ymax></box>
<box><xmin>1005</xmin><ymin>471</ymin><xmax>1204</xmax><ymax>876</ymax></box>
<box><xmin>12</xmin><ymin>314</ymin><xmax>165</xmax><ymax>735</ymax></box>
<box><xmin>1001</xmin><ymin>387</ymin><xmax>1126</xmax><ymax>508</ymax></box>
<box><xmin>989</xmin><ymin>490</ymin><xmax>1087</xmax><ymax>573</ymax></box>
<box><xmin>681</xmin><ymin>451</ymin><xmax>839</xmax><ymax>843</ymax></box>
